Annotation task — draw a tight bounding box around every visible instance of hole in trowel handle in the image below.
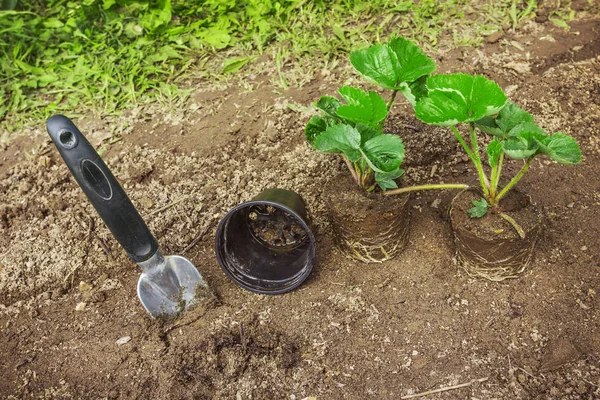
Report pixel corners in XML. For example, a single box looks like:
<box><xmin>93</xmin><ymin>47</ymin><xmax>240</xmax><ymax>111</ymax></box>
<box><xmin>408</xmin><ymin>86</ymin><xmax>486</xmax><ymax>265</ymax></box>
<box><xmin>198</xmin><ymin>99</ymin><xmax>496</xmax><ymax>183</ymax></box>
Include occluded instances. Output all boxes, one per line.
<box><xmin>59</xmin><ymin>130</ymin><xmax>77</xmax><ymax>149</ymax></box>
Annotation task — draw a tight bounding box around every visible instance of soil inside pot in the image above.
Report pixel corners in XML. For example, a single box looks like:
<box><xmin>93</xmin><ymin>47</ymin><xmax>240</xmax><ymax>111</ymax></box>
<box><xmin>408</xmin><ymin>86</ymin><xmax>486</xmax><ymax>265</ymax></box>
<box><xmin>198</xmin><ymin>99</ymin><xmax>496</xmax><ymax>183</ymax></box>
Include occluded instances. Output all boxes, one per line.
<box><xmin>451</xmin><ymin>189</ymin><xmax>541</xmax><ymax>241</ymax></box>
<box><xmin>325</xmin><ymin>173</ymin><xmax>411</xmax><ymax>263</ymax></box>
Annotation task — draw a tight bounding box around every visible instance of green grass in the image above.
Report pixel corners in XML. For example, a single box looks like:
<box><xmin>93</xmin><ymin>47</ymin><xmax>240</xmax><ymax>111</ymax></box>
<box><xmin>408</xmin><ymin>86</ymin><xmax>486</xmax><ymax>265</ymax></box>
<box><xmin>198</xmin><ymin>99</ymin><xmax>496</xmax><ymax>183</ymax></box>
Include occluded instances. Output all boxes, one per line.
<box><xmin>0</xmin><ymin>0</ymin><xmax>556</xmax><ymax>138</ymax></box>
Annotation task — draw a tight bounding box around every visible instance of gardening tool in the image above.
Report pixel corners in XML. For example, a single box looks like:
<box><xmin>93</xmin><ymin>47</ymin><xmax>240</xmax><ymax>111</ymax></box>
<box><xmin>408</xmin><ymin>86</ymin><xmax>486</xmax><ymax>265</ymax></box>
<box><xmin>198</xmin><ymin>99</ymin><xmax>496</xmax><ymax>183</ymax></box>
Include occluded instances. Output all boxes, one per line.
<box><xmin>46</xmin><ymin>114</ymin><xmax>207</xmax><ymax>318</ymax></box>
<box><xmin>215</xmin><ymin>188</ymin><xmax>316</xmax><ymax>294</ymax></box>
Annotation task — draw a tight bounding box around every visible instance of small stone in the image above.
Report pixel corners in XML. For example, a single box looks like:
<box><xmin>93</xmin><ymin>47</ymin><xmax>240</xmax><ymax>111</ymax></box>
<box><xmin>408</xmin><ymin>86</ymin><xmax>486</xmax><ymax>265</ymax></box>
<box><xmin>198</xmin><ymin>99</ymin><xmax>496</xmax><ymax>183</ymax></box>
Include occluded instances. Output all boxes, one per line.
<box><xmin>75</xmin><ymin>302</ymin><xmax>86</xmax><ymax>312</ymax></box>
<box><xmin>38</xmin><ymin>155</ymin><xmax>52</xmax><ymax>168</ymax></box>
<box><xmin>567</xmin><ymin>202</ymin><xmax>575</xmax><ymax>208</ymax></box>
<box><xmin>486</xmin><ymin>31</ymin><xmax>503</xmax><ymax>44</ymax></box>
<box><xmin>431</xmin><ymin>198</ymin><xmax>441</xmax><ymax>209</ymax></box>
<box><xmin>581</xmin><ymin>246</ymin><xmax>588</xmax><ymax>251</ymax></box>
<box><xmin>139</xmin><ymin>196</ymin><xmax>154</xmax><ymax>209</ymax></box>
<box><xmin>79</xmin><ymin>281</ymin><xmax>93</xmax><ymax>293</ymax></box>
<box><xmin>116</xmin><ymin>336</ymin><xmax>131</xmax><ymax>346</ymax></box>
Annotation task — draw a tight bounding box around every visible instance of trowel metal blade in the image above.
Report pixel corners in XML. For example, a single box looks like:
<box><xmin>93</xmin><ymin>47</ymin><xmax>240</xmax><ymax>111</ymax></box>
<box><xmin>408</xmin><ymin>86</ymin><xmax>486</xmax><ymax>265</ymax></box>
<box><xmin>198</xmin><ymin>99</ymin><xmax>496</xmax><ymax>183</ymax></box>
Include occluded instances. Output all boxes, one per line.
<box><xmin>137</xmin><ymin>255</ymin><xmax>207</xmax><ymax>318</ymax></box>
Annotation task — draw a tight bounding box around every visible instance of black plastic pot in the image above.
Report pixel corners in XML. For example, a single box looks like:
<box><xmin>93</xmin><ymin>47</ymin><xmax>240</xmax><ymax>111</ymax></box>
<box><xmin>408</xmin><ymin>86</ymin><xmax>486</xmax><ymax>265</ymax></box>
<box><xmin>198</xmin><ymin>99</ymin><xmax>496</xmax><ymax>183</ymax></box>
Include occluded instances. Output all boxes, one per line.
<box><xmin>215</xmin><ymin>188</ymin><xmax>316</xmax><ymax>294</ymax></box>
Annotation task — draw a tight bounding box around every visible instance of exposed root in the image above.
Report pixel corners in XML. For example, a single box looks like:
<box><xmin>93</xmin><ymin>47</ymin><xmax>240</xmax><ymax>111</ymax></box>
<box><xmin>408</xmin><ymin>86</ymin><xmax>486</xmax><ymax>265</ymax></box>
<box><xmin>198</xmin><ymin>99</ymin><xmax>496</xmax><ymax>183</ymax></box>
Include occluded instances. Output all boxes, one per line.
<box><xmin>336</xmin><ymin>213</ymin><xmax>410</xmax><ymax>263</ymax></box>
<box><xmin>454</xmin><ymin>232</ymin><xmax>538</xmax><ymax>281</ymax></box>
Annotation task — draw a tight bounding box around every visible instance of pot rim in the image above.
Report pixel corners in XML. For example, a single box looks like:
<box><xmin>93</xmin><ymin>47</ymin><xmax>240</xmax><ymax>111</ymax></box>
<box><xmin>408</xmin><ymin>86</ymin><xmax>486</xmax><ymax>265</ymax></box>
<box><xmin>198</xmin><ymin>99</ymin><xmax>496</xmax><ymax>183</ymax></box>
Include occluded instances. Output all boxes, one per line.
<box><xmin>215</xmin><ymin>198</ymin><xmax>316</xmax><ymax>295</ymax></box>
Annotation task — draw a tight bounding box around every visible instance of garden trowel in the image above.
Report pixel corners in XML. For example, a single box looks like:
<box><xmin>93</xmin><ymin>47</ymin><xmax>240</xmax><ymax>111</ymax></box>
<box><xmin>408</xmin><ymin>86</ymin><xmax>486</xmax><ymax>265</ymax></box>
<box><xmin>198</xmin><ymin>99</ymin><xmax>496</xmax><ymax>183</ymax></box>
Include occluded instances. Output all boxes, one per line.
<box><xmin>47</xmin><ymin>115</ymin><xmax>207</xmax><ymax>318</ymax></box>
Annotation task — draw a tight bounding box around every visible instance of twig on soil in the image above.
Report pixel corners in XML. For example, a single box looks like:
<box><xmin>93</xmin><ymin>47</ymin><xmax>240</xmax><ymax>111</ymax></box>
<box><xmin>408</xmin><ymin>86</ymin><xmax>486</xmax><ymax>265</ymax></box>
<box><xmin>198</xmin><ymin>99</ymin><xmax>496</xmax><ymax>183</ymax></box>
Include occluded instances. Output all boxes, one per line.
<box><xmin>400</xmin><ymin>377</ymin><xmax>489</xmax><ymax>399</ymax></box>
<box><xmin>517</xmin><ymin>367</ymin><xmax>536</xmax><ymax>379</ymax></box>
<box><xmin>240</xmin><ymin>322</ymin><xmax>247</xmax><ymax>355</ymax></box>
<box><xmin>182</xmin><ymin>220</ymin><xmax>216</xmax><ymax>254</ymax></box>
<box><xmin>147</xmin><ymin>196</ymin><xmax>188</xmax><ymax>217</ymax></box>
<box><xmin>79</xmin><ymin>214</ymin><xmax>115</xmax><ymax>263</ymax></box>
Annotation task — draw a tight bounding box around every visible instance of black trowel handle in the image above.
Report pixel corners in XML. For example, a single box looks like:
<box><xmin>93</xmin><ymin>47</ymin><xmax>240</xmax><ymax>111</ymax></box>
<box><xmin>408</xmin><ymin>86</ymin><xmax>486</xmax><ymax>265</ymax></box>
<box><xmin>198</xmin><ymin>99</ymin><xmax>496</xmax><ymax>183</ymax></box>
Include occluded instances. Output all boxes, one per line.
<box><xmin>46</xmin><ymin>114</ymin><xmax>158</xmax><ymax>263</ymax></box>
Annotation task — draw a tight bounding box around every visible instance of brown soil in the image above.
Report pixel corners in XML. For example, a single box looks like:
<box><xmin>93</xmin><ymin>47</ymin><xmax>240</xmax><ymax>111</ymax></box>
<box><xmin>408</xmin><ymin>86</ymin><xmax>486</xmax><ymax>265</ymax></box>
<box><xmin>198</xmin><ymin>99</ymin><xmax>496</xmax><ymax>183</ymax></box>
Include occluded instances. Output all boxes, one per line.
<box><xmin>451</xmin><ymin>189</ymin><xmax>541</xmax><ymax>241</ymax></box>
<box><xmin>325</xmin><ymin>174</ymin><xmax>411</xmax><ymax>263</ymax></box>
<box><xmin>2</xmin><ymin>16</ymin><xmax>600</xmax><ymax>400</ymax></box>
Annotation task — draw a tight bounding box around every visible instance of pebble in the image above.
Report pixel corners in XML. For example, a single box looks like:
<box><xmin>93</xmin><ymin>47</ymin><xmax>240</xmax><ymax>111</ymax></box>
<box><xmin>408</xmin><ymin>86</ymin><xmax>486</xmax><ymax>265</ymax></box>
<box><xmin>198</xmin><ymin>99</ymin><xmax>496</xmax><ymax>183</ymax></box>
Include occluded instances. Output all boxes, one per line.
<box><xmin>581</xmin><ymin>246</ymin><xmax>588</xmax><ymax>251</ymax></box>
<box><xmin>75</xmin><ymin>302</ymin><xmax>86</xmax><ymax>311</ymax></box>
<box><xmin>116</xmin><ymin>336</ymin><xmax>131</xmax><ymax>346</ymax></box>
<box><xmin>140</xmin><ymin>196</ymin><xmax>154</xmax><ymax>209</ymax></box>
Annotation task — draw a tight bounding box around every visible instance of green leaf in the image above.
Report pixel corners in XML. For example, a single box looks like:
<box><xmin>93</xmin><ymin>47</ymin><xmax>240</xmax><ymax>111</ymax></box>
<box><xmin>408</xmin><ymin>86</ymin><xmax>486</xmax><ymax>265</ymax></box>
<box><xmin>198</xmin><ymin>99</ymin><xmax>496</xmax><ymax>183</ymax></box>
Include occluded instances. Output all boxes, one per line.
<box><xmin>468</xmin><ymin>197</ymin><xmax>488</xmax><ymax>218</ymax></box>
<box><xmin>315</xmin><ymin>96</ymin><xmax>341</xmax><ymax>119</ymax></box>
<box><xmin>539</xmin><ymin>133</ymin><xmax>582</xmax><ymax>164</ymax></box>
<box><xmin>503</xmin><ymin>137</ymin><xmax>539</xmax><ymax>159</ymax></box>
<box><xmin>502</xmin><ymin>122</ymin><xmax>550</xmax><ymax>159</ymax></box>
<box><xmin>507</xmin><ymin>121</ymin><xmax>547</xmax><ymax>139</ymax></box>
<box><xmin>486</xmin><ymin>138</ymin><xmax>502</xmax><ymax>167</ymax></box>
<box><xmin>349</xmin><ymin>44</ymin><xmax>397</xmax><ymax>89</ymax></box>
<box><xmin>305</xmin><ymin>115</ymin><xmax>328</xmax><ymax>145</ymax></box>
<box><xmin>43</xmin><ymin>18</ymin><xmax>64</xmax><ymax>29</ymax></box>
<box><xmin>475</xmin><ymin>116</ymin><xmax>502</xmax><ymax>136</ymax></box>
<box><xmin>375</xmin><ymin>168</ymin><xmax>404</xmax><ymax>190</ymax></box>
<box><xmin>360</xmin><ymin>134</ymin><xmax>404</xmax><ymax>172</ymax></box>
<box><xmin>336</xmin><ymin>86</ymin><xmax>388</xmax><ymax>126</ymax></box>
<box><xmin>549</xmin><ymin>17</ymin><xmax>570</xmax><ymax>30</ymax></box>
<box><xmin>202</xmin><ymin>28</ymin><xmax>231</xmax><ymax>49</ymax></box>
<box><xmin>400</xmin><ymin>75</ymin><xmax>428</xmax><ymax>106</ymax></box>
<box><xmin>221</xmin><ymin>56</ymin><xmax>254</xmax><ymax>74</ymax></box>
<box><xmin>476</xmin><ymin>102</ymin><xmax>534</xmax><ymax>138</ymax></box>
<box><xmin>349</xmin><ymin>37</ymin><xmax>436</xmax><ymax>91</ymax></box>
<box><xmin>415</xmin><ymin>74</ymin><xmax>507</xmax><ymax>126</ymax></box>
<box><xmin>355</xmin><ymin>123</ymin><xmax>382</xmax><ymax>145</ymax></box>
<box><xmin>388</xmin><ymin>37</ymin><xmax>437</xmax><ymax>83</ymax></box>
<box><xmin>313</xmin><ymin>124</ymin><xmax>361</xmax><ymax>162</ymax></box>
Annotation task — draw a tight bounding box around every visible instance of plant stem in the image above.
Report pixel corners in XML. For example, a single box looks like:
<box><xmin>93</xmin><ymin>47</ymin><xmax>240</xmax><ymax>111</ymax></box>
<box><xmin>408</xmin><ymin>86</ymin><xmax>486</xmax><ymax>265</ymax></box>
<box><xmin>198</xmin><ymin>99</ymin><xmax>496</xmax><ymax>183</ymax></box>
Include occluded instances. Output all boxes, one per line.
<box><xmin>342</xmin><ymin>155</ymin><xmax>359</xmax><ymax>184</ymax></box>
<box><xmin>499</xmin><ymin>212</ymin><xmax>525</xmax><ymax>239</ymax></box>
<box><xmin>469</xmin><ymin>123</ymin><xmax>490</xmax><ymax>197</ymax></box>
<box><xmin>383</xmin><ymin>183</ymin><xmax>469</xmax><ymax>196</ymax></box>
<box><xmin>450</xmin><ymin>125</ymin><xmax>475</xmax><ymax>161</ymax></box>
<box><xmin>490</xmin><ymin>152</ymin><xmax>504</xmax><ymax>199</ymax></box>
<box><xmin>494</xmin><ymin>156</ymin><xmax>535</xmax><ymax>204</ymax></box>
<box><xmin>387</xmin><ymin>90</ymin><xmax>399</xmax><ymax>111</ymax></box>
<box><xmin>489</xmin><ymin>165</ymin><xmax>497</xmax><ymax>198</ymax></box>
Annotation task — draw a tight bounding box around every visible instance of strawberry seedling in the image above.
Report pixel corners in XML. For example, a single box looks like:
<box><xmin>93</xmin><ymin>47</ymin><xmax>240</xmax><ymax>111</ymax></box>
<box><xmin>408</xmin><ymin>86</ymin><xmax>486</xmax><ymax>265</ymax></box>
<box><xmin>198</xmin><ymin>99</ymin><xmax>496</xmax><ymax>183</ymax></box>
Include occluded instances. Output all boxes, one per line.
<box><xmin>414</xmin><ymin>73</ymin><xmax>582</xmax><ymax>219</ymax></box>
